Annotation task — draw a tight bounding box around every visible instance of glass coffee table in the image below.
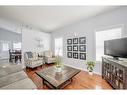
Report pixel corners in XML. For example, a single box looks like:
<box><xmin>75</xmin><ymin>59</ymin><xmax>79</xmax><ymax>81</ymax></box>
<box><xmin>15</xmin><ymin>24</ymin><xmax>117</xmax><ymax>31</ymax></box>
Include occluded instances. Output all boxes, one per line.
<box><xmin>36</xmin><ymin>65</ymin><xmax>81</xmax><ymax>89</ymax></box>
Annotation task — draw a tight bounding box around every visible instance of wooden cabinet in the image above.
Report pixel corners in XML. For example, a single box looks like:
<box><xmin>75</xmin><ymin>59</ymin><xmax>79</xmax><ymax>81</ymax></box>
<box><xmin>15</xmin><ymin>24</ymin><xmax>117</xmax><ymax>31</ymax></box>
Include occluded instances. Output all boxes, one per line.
<box><xmin>102</xmin><ymin>57</ymin><xmax>127</xmax><ymax>89</ymax></box>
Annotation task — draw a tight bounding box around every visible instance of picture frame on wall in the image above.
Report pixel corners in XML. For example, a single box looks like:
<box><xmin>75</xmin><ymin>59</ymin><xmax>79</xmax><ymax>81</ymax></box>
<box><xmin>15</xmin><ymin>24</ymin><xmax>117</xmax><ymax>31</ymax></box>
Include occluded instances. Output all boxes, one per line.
<box><xmin>67</xmin><ymin>46</ymin><xmax>72</xmax><ymax>51</ymax></box>
<box><xmin>67</xmin><ymin>39</ymin><xmax>72</xmax><ymax>45</ymax></box>
<box><xmin>73</xmin><ymin>38</ymin><xmax>78</xmax><ymax>44</ymax></box>
<box><xmin>79</xmin><ymin>53</ymin><xmax>86</xmax><ymax>60</ymax></box>
<box><xmin>73</xmin><ymin>45</ymin><xmax>78</xmax><ymax>51</ymax></box>
<box><xmin>73</xmin><ymin>52</ymin><xmax>78</xmax><ymax>59</ymax></box>
<box><xmin>79</xmin><ymin>37</ymin><xmax>86</xmax><ymax>44</ymax></box>
<box><xmin>79</xmin><ymin>45</ymin><xmax>86</xmax><ymax>52</ymax></box>
<box><xmin>67</xmin><ymin>52</ymin><xmax>72</xmax><ymax>58</ymax></box>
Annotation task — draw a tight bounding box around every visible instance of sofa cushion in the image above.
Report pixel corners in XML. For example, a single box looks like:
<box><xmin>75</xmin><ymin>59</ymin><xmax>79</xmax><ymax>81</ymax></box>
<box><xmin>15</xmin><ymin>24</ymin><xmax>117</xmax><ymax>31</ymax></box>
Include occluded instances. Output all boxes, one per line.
<box><xmin>33</xmin><ymin>52</ymin><xmax>38</xmax><ymax>60</ymax></box>
<box><xmin>0</xmin><ymin>71</ymin><xmax>27</xmax><ymax>88</ymax></box>
<box><xmin>29</xmin><ymin>60</ymin><xmax>43</xmax><ymax>68</ymax></box>
<box><xmin>1</xmin><ymin>78</ymin><xmax>37</xmax><ymax>89</ymax></box>
<box><xmin>0</xmin><ymin>64</ymin><xmax>23</xmax><ymax>78</ymax></box>
<box><xmin>26</xmin><ymin>52</ymin><xmax>33</xmax><ymax>58</ymax></box>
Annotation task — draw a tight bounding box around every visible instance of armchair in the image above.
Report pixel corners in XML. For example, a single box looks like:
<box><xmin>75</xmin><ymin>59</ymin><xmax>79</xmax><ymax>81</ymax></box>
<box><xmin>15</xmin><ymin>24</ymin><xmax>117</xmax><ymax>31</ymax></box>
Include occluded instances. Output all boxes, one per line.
<box><xmin>44</xmin><ymin>51</ymin><xmax>56</xmax><ymax>64</ymax></box>
<box><xmin>24</xmin><ymin>52</ymin><xmax>44</xmax><ymax>68</ymax></box>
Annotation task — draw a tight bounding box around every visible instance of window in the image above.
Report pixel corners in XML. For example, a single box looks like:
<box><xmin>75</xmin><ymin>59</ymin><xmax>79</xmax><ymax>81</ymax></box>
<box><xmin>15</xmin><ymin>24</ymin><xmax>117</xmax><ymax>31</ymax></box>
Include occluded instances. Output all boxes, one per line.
<box><xmin>2</xmin><ymin>42</ymin><xmax>9</xmax><ymax>51</ymax></box>
<box><xmin>13</xmin><ymin>42</ymin><xmax>21</xmax><ymax>50</ymax></box>
<box><xmin>96</xmin><ymin>27</ymin><xmax>122</xmax><ymax>61</ymax></box>
<box><xmin>55</xmin><ymin>38</ymin><xmax>63</xmax><ymax>56</ymax></box>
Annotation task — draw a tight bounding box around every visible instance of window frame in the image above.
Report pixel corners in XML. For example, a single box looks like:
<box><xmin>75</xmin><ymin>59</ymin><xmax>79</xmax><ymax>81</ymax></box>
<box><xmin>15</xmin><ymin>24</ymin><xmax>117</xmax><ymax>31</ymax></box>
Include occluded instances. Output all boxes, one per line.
<box><xmin>94</xmin><ymin>25</ymin><xmax>124</xmax><ymax>62</ymax></box>
<box><xmin>54</xmin><ymin>37</ymin><xmax>63</xmax><ymax>56</ymax></box>
<box><xmin>13</xmin><ymin>42</ymin><xmax>21</xmax><ymax>50</ymax></box>
<box><xmin>1</xmin><ymin>41</ymin><xmax>10</xmax><ymax>51</ymax></box>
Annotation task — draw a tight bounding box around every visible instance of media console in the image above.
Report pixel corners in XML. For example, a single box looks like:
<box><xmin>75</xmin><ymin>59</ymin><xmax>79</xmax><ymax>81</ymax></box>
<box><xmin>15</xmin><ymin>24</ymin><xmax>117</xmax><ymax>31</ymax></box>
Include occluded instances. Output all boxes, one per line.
<box><xmin>102</xmin><ymin>57</ymin><xmax>127</xmax><ymax>89</ymax></box>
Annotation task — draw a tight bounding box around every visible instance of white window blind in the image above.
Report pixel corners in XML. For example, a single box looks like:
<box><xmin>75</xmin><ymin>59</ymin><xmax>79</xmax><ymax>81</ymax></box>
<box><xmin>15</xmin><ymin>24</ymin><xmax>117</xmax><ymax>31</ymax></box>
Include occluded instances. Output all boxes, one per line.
<box><xmin>96</xmin><ymin>27</ymin><xmax>122</xmax><ymax>61</ymax></box>
<box><xmin>13</xmin><ymin>42</ymin><xmax>21</xmax><ymax>50</ymax></box>
<box><xmin>2</xmin><ymin>41</ymin><xmax>9</xmax><ymax>51</ymax></box>
<box><xmin>55</xmin><ymin>38</ymin><xmax>63</xmax><ymax>56</ymax></box>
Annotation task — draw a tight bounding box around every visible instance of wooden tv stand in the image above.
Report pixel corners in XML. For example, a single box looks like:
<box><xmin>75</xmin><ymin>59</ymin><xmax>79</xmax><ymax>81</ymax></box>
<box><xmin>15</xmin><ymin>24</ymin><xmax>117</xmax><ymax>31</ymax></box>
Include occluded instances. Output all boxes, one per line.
<box><xmin>102</xmin><ymin>57</ymin><xmax>127</xmax><ymax>89</ymax></box>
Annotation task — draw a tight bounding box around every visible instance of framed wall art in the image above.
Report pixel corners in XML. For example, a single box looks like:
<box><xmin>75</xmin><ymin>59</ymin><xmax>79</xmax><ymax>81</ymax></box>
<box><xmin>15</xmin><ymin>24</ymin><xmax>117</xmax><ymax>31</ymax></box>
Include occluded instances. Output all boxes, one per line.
<box><xmin>73</xmin><ymin>52</ymin><xmax>78</xmax><ymax>59</ymax></box>
<box><xmin>67</xmin><ymin>39</ymin><xmax>72</xmax><ymax>45</ymax></box>
<box><xmin>67</xmin><ymin>46</ymin><xmax>72</xmax><ymax>51</ymax></box>
<box><xmin>79</xmin><ymin>37</ymin><xmax>86</xmax><ymax>44</ymax></box>
<box><xmin>79</xmin><ymin>45</ymin><xmax>86</xmax><ymax>52</ymax></box>
<box><xmin>67</xmin><ymin>36</ymin><xmax>86</xmax><ymax>60</ymax></box>
<box><xmin>67</xmin><ymin>52</ymin><xmax>72</xmax><ymax>58</ymax></box>
<box><xmin>73</xmin><ymin>38</ymin><xmax>78</xmax><ymax>44</ymax></box>
<box><xmin>73</xmin><ymin>45</ymin><xmax>78</xmax><ymax>51</ymax></box>
<box><xmin>79</xmin><ymin>53</ymin><xmax>86</xmax><ymax>60</ymax></box>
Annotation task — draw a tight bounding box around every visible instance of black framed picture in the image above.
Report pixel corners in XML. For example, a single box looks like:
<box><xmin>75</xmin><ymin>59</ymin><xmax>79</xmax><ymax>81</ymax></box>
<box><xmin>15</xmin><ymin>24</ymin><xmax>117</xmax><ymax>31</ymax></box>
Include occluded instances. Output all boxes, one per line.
<box><xmin>67</xmin><ymin>52</ymin><xmax>72</xmax><ymax>58</ymax></box>
<box><xmin>80</xmin><ymin>53</ymin><xmax>86</xmax><ymax>60</ymax></box>
<box><xmin>67</xmin><ymin>39</ymin><xmax>72</xmax><ymax>45</ymax></box>
<box><xmin>73</xmin><ymin>38</ymin><xmax>78</xmax><ymax>44</ymax></box>
<box><xmin>79</xmin><ymin>45</ymin><xmax>86</xmax><ymax>52</ymax></box>
<box><xmin>73</xmin><ymin>52</ymin><xmax>78</xmax><ymax>59</ymax></box>
<box><xmin>79</xmin><ymin>37</ymin><xmax>86</xmax><ymax>44</ymax></box>
<box><xmin>67</xmin><ymin>46</ymin><xmax>72</xmax><ymax>51</ymax></box>
<box><xmin>73</xmin><ymin>45</ymin><xmax>78</xmax><ymax>51</ymax></box>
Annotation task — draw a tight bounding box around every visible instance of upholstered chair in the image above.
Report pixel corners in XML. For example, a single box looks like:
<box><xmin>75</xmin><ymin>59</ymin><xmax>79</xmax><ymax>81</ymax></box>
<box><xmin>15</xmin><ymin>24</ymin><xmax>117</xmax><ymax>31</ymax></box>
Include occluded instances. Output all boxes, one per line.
<box><xmin>24</xmin><ymin>52</ymin><xmax>44</xmax><ymax>68</ymax></box>
<box><xmin>44</xmin><ymin>51</ymin><xmax>56</xmax><ymax>64</ymax></box>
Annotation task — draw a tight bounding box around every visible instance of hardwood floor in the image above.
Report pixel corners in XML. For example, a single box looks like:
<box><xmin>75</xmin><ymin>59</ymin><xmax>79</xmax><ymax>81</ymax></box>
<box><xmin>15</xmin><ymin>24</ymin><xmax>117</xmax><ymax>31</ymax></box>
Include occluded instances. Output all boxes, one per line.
<box><xmin>24</xmin><ymin>64</ymin><xmax>112</xmax><ymax>90</ymax></box>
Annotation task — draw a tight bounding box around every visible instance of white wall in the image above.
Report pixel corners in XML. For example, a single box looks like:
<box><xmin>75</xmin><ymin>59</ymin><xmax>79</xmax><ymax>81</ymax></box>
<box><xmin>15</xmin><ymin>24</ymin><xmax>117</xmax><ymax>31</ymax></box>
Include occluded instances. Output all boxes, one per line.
<box><xmin>22</xmin><ymin>27</ymin><xmax>51</xmax><ymax>68</ymax></box>
<box><xmin>0</xmin><ymin>18</ymin><xmax>51</xmax><ymax>68</ymax></box>
<box><xmin>22</xmin><ymin>28</ymin><xmax>51</xmax><ymax>53</ymax></box>
<box><xmin>0</xmin><ymin>18</ymin><xmax>22</xmax><ymax>34</ymax></box>
<box><xmin>0</xmin><ymin>18</ymin><xmax>51</xmax><ymax>53</ymax></box>
<box><xmin>0</xmin><ymin>28</ymin><xmax>21</xmax><ymax>59</ymax></box>
<box><xmin>51</xmin><ymin>7</ymin><xmax>127</xmax><ymax>75</ymax></box>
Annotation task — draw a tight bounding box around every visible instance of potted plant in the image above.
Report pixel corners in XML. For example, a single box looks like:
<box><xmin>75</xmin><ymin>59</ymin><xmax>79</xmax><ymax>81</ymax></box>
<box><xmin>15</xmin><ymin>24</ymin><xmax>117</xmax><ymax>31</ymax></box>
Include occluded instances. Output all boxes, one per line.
<box><xmin>55</xmin><ymin>55</ymin><xmax>62</xmax><ymax>72</ymax></box>
<box><xmin>86</xmin><ymin>61</ymin><xmax>95</xmax><ymax>75</ymax></box>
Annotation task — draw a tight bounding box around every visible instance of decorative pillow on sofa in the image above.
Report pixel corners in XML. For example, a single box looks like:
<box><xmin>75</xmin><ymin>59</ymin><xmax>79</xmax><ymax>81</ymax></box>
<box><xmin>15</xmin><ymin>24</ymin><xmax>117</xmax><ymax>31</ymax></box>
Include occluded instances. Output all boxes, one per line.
<box><xmin>32</xmin><ymin>52</ymin><xmax>38</xmax><ymax>60</ymax></box>
<box><xmin>26</xmin><ymin>52</ymin><xmax>33</xmax><ymax>58</ymax></box>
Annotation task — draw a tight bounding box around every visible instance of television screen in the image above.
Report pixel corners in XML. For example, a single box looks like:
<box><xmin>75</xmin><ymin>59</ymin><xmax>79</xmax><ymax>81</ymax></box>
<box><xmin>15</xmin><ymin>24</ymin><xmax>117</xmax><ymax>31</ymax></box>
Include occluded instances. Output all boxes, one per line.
<box><xmin>104</xmin><ymin>37</ymin><xmax>127</xmax><ymax>58</ymax></box>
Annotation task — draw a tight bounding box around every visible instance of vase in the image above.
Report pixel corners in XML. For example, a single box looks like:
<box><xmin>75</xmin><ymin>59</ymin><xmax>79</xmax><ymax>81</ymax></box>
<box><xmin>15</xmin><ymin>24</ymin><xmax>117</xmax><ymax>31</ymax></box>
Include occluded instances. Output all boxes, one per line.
<box><xmin>89</xmin><ymin>72</ymin><xmax>93</xmax><ymax>75</ymax></box>
<box><xmin>56</xmin><ymin>67</ymin><xmax>62</xmax><ymax>72</ymax></box>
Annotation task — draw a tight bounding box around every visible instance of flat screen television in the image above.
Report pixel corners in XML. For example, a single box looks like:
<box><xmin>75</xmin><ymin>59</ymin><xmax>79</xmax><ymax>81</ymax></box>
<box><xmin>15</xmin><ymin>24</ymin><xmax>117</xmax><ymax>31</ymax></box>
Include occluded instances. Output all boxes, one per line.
<box><xmin>104</xmin><ymin>37</ymin><xmax>127</xmax><ymax>60</ymax></box>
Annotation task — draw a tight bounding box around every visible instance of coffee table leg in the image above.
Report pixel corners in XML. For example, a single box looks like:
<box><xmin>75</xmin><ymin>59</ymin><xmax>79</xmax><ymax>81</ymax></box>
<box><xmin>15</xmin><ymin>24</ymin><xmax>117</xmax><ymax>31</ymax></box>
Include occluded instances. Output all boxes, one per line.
<box><xmin>42</xmin><ymin>79</ymin><xmax>45</xmax><ymax>88</ymax></box>
<box><xmin>70</xmin><ymin>78</ymin><xmax>73</xmax><ymax>82</ymax></box>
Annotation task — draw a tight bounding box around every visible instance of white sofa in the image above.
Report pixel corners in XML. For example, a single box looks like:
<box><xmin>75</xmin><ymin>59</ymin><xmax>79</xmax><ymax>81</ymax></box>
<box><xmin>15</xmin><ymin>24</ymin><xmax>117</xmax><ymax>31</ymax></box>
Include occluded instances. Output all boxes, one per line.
<box><xmin>0</xmin><ymin>64</ymin><xmax>37</xmax><ymax>89</ymax></box>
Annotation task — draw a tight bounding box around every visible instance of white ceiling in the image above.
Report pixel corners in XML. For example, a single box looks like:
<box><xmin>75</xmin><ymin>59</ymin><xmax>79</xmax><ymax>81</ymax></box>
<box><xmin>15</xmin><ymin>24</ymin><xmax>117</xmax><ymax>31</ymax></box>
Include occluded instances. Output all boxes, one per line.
<box><xmin>0</xmin><ymin>6</ymin><xmax>120</xmax><ymax>32</ymax></box>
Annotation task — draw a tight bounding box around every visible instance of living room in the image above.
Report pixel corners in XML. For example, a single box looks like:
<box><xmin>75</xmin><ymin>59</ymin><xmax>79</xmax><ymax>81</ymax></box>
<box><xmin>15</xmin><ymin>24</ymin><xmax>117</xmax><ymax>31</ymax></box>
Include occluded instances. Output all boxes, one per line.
<box><xmin>0</xmin><ymin>4</ymin><xmax>127</xmax><ymax>92</ymax></box>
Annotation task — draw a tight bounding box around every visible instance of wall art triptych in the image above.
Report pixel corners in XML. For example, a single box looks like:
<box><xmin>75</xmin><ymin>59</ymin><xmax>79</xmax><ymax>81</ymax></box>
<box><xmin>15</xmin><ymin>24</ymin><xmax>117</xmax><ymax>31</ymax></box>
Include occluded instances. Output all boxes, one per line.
<box><xmin>67</xmin><ymin>37</ymin><xmax>86</xmax><ymax>60</ymax></box>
